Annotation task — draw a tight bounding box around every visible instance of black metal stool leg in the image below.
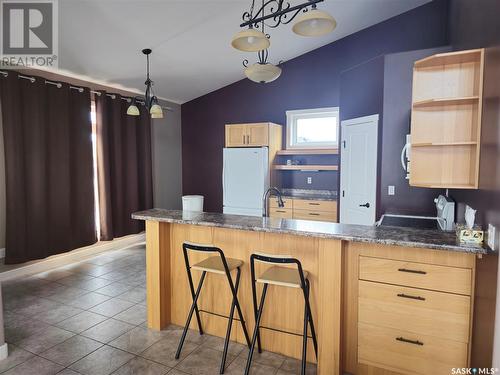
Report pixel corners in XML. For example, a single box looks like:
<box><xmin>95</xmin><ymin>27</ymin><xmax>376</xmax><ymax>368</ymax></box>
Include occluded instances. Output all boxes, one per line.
<box><xmin>304</xmin><ymin>279</ymin><xmax>318</xmax><ymax>357</ymax></box>
<box><xmin>225</xmin><ymin>268</ymin><xmax>251</xmax><ymax>348</ymax></box>
<box><xmin>175</xmin><ymin>271</ymin><xmax>206</xmax><ymax>360</ymax></box>
<box><xmin>220</xmin><ymin>267</ymin><xmax>241</xmax><ymax>374</ymax></box>
<box><xmin>249</xmin><ymin>259</ymin><xmax>262</xmax><ymax>353</ymax></box>
<box><xmin>183</xmin><ymin>250</ymin><xmax>204</xmax><ymax>335</ymax></box>
<box><xmin>244</xmin><ymin>283</ymin><xmax>268</xmax><ymax>375</ymax></box>
<box><xmin>301</xmin><ymin>284</ymin><xmax>309</xmax><ymax>375</ymax></box>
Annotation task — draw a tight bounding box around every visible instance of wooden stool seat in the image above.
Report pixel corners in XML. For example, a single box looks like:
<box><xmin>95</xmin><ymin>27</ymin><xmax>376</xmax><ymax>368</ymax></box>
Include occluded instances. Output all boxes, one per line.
<box><xmin>256</xmin><ymin>266</ymin><xmax>308</xmax><ymax>288</ymax></box>
<box><xmin>192</xmin><ymin>256</ymin><xmax>243</xmax><ymax>275</ymax></box>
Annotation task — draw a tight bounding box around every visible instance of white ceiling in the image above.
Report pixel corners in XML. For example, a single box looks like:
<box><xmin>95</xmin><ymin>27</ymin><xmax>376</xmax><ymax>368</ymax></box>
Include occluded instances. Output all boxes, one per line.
<box><xmin>58</xmin><ymin>0</ymin><xmax>430</xmax><ymax>104</ymax></box>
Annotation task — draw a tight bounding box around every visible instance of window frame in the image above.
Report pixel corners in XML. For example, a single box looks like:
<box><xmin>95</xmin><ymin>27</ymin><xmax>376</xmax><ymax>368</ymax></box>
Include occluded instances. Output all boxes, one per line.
<box><xmin>285</xmin><ymin>107</ymin><xmax>340</xmax><ymax>150</ymax></box>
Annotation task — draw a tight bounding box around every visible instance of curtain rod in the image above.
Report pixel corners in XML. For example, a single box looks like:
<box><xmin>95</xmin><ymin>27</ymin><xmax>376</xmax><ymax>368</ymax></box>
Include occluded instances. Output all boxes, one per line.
<box><xmin>0</xmin><ymin>70</ymin><xmax>173</xmax><ymax>111</ymax></box>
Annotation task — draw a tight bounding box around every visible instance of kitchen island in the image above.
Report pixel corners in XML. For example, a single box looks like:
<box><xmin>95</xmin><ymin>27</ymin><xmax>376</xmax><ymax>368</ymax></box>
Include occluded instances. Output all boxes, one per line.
<box><xmin>132</xmin><ymin>209</ymin><xmax>486</xmax><ymax>375</ymax></box>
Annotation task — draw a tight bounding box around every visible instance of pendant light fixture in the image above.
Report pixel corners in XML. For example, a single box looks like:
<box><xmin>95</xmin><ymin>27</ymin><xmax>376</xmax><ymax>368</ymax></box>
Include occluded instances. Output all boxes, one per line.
<box><xmin>292</xmin><ymin>6</ymin><xmax>337</xmax><ymax>37</ymax></box>
<box><xmin>231</xmin><ymin>28</ymin><xmax>270</xmax><ymax>52</ymax></box>
<box><xmin>244</xmin><ymin>49</ymin><xmax>282</xmax><ymax>84</ymax></box>
<box><xmin>232</xmin><ymin>1</ymin><xmax>336</xmax><ymax>79</ymax></box>
<box><xmin>127</xmin><ymin>48</ymin><xmax>164</xmax><ymax>119</ymax></box>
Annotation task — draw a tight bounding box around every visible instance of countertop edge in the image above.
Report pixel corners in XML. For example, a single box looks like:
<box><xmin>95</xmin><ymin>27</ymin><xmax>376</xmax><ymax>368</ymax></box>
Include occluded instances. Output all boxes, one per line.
<box><xmin>132</xmin><ymin>212</ymin><xmax>488</xmax><ymax>255</ymax></box>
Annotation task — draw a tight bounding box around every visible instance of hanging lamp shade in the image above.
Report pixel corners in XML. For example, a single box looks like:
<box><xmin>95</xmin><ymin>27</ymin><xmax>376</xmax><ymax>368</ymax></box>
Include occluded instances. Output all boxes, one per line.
<box><xmin>150</xmin><ymin>97</ymin><xmax>164</xmax><ymax>119</ymax></box>
<box><xmin>127</xmin><ymin>98</ymin><xmax>140</xmax><ymax>116</ymax></box>
<box><xmin>231</xmin><ymin>28</ymin><xmax>270</xmax><ymax>52</ymax></box>
<box><xmin>292</xmin><ymin>9</ymin><xmax>336</xmax><ymax>37</ymax></box>
<box><xmin>245</xmin><ymin>63</ymin><xmax>282</xmax><ymax>84</ymax></box>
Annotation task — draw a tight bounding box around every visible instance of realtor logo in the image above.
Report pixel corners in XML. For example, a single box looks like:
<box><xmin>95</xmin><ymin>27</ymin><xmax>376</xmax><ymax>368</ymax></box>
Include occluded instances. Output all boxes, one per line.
<box><xmin>0</xmin><ymin>0</ymin><xmax>58</xmax><ymax>68</ymax></box>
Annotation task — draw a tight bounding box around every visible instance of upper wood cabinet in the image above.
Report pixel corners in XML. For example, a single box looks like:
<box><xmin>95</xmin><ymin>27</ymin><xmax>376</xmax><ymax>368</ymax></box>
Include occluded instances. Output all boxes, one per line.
<box><xmin>410</xmin><ymin>49</ymin><xmax>484</xmax><ymax>189</ymax></box>
<box><xmin>225</xmin><ymin>122</ymin><xmax>281</xmax><ymax>148</ymax></box>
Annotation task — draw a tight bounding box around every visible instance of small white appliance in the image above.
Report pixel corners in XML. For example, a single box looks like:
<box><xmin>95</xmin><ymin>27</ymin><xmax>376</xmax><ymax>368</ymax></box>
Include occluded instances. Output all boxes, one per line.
<box><xmin>378</xmin><ymin>194</ymin><xmax>455</xmax><ymax>231</ymax></box>
<box><xmin>400</xmin><ymin>134</ymin><xmax>411</xmax><ymax>180</ymax></box>
<box><xmin>434</xmin><ymin>194</ymin><xmax>455</xmax><ymax>231</ymax></box>
<box><xmin>223</xmin><ymin>147</ymin><xmax>269</xmax><ymax>216</ymax></box>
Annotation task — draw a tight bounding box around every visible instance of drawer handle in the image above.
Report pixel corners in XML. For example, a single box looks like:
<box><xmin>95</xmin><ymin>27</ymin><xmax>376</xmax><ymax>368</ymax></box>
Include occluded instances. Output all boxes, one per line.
<box><xmin>396</xmin><ymin>337</ymin><xmax>424</xmax><ymax>346</ymax></box>
<box><xmin>308</xmin><ymin>203</ymin><xmax>320</xmax><ymax>206</ymax></box>
<box><xmin>398</xmin><ymin>268</ymin><xmax>427</xmax><ymax>275</ymax></box>
<box><xmin>397</xmin><ymin>293</ymin><xmax>426</xmax><ymax>301</ymax></box>
<box><xmin>309</xmin><ymin>213</ymin><xmax>320</xmax><ymax>216</ymax></box>
<box><xmin>276</xmin><ymin>210</ymin><xmax>286</xmax><ymax>213</ymax></box>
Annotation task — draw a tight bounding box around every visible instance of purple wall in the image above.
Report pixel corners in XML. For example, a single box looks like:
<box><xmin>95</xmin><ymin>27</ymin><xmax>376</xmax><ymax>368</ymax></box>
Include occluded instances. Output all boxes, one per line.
<box><xmin>181</xmin><ymin>0</ymin><xmax>449</xmax><ymax>212</ymax></box>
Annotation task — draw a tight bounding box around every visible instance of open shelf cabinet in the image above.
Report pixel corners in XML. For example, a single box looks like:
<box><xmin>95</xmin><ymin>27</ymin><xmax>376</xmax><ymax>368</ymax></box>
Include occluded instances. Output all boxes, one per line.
<box><xmin>410</xmin><ymin>48</ymin><xmax>484</xmax><ymax>189</ymax></box>
<box><xmin>273</xmin><ymin>165</ymin><xmax>338</xmax><ymax>171</ymax></box>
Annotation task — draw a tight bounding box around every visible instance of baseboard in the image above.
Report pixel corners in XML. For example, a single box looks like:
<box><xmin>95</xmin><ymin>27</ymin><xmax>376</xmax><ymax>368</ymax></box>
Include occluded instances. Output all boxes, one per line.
<box><xmin>0</xmin><ymin>343</ymin><xmax>7</xmax><ymax>361</ymax></box>
<box><xmin>0</xmin><ymin>233</ymin><xmax>145</xmax><ymax>282</ymax></box>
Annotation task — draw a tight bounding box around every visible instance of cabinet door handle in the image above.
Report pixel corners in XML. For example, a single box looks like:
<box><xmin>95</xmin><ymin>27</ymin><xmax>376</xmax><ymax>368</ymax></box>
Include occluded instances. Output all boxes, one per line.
<box><xmin>246</xmin><ymin>135</ymin><xmax>250</xmax><ymax>144</ymax></box>
<box><xmin>396</xmin><ymin>337</ymin><xmax>424</xmax><ymax>346</ymax></box>
<box><xmin>243</xmin><ymin>135</ymin><xmax>246</xmax><ymax>144</ymax></box>
<box><xmin>397</xmin><ymin>293</ymin><xmax>426</xmax><ymax>301</ymax></box>
<box><xmin>398</xmin><ymin>268</ymin><xmax>427</xmax><ymax>275</ymax></box>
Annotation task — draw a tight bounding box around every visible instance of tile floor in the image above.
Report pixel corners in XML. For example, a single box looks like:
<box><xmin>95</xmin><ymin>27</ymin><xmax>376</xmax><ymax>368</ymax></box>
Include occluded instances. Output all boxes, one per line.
<box><xmin>0</xmin><ymin>245</ymin><xmax>317</xmax><ymax>374</ymax></box>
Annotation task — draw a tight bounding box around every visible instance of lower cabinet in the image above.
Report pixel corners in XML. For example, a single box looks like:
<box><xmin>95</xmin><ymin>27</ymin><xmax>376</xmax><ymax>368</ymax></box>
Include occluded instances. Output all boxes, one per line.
<box><xmin>344</xmin><ymin>242</ymin><xmax>476</xmax><ymax>375</ymax></box>
<box><xmin>269</xmin><ymin>197</ymin><xmax>338</xmax><ymax>222</ymax></box>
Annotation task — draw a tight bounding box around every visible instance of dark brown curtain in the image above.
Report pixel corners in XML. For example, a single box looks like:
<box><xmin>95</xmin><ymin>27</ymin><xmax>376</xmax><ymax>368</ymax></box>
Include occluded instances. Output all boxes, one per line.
<box><xmin>96</xmin><ymin>93</ymin><xmax>153</xmax><ymax>241</ymax></box>
<box><xmin>0</xmin><ymin>72</ymin><xmax>96</xmax><ymax>264</ymax></box>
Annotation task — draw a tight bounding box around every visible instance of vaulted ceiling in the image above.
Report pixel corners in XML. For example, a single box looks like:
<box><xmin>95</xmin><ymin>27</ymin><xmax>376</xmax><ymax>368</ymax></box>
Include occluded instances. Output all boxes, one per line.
<box><xmin>58</xmin><ymin>0</ymin><xmax>430</xmax><ymax>104</ymax></box>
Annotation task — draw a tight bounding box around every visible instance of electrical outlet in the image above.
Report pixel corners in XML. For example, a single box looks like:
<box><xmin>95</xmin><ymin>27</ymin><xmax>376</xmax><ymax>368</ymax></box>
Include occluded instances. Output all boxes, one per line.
<box><xmin>488</xmin><ymin>224</ymin><xmax>497</xmax><ymax>250</ymax></box>
<box><xmin>307</xmin><ymin>177</ymin><xmax>312</xmax><ymax>185</ymax></box>
<box><xmin>388</xmin><ymin>186</ymin><xmax>395</xmax><ymax>196</ymax></box>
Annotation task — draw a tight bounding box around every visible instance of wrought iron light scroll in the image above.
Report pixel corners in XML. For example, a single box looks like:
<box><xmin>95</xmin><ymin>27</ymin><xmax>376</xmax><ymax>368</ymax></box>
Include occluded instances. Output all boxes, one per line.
<box><xmin>240</xmin><ymin>0</ymin><xmax>325</xmax><ymax>29</ymax></box>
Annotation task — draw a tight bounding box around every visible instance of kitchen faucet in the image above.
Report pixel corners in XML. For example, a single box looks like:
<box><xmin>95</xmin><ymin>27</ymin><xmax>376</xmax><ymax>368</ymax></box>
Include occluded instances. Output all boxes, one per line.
<box><xmin>263</xmin><ymin>187</ymin><xmax>284</xmax><ymax>217</ymax></box>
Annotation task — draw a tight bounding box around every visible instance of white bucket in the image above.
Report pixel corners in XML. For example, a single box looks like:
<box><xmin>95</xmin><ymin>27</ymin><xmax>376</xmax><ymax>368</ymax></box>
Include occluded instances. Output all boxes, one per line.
<box><xmin>182</xmin><ymin>195</ymin><xmax>204</xmax><ymax>212</ymax></box>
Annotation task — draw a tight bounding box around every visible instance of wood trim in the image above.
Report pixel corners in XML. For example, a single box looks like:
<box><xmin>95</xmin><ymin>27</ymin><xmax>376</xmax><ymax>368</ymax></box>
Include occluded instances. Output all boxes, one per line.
<box><xmin>146</xmin><ymin>221</ymin><xmax>171</xmax><ymax>329</ymax></box>
<box><xmin>273</xmin><ymin>165</ymin><xmax>338</xmax><ymax>171</ymax></box>
<box><xmin>318</xmin><ymin>239</ymin><xmax>343</xmax><ymax>375</ymax></box>
<box><xmin>277</xmin><ymin>149</ymin><xmax>339</xmax><ymax>155</ymax></box>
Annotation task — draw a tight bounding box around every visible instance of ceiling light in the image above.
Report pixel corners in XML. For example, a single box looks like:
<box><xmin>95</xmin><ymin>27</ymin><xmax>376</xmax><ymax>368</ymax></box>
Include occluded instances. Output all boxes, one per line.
<box><xmin>245</xmin><ymin>63</ymin><xmax>282</xmax><ymax>84</ymax></box>
<box><xmin>292</xmin><ymin>8</ymin><xmax>337</xmax><ymax>37</ymax></box>
<box><xmin>150</xmin><ymin>97</ymin><xmax>164</xmax><ymax>119</ymax></box>
<box><xmin>231</xmin><ymin>28</ymin><xmax>270</xmax><ymax>52</ymax></box>
<box><xmin>127</xmin><ymin>48</ymin><xmax>165</xmax><ymax>119</ymax></box>
<box><xmin>127</xmin><ymin>98</ymin><xmax>140</xmax><ymax>116</ymax></box>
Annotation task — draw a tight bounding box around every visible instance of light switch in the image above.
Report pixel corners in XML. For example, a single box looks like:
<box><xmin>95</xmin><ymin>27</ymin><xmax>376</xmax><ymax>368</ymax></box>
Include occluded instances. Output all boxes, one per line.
<box><xmin>388</xmin><ymin>185</ymin><xmax>395</xmax><ymax>196</ymax></box>
<box><xmin>307</xmin><ymin>177</ymin><xmax>312</xmax><ymax>184</ymax></box>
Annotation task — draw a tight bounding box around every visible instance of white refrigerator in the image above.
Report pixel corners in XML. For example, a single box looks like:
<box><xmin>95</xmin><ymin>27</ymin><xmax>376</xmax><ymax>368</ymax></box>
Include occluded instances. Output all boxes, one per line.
<box><xmin>223</xmin><ymin>147</ymin><xmax>269</xmax><ymax>216</ymax></box>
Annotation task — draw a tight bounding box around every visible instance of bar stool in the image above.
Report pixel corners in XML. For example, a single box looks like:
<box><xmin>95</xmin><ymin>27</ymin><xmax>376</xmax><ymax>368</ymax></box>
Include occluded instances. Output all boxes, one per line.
<box><xmin>245</xmin><ymin>253</ymin><xmax>318</xmax><ymax>375</ymax></box>
<box><xmin>175</xmin><ymin>241</ymin><xmax>251</xmax><ymax>374</ymax></box>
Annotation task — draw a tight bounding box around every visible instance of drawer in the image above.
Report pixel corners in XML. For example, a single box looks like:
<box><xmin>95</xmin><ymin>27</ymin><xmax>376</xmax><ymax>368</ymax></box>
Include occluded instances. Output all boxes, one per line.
<box><xmin>269</xmin><ymin>198</ymin><xmax>293</xmax><ymax>209</ymax></box>
<box><xmin>269</xmin><ymin>208</ymin><xmax>293</xmax><ymax>219</ymax></box>
<box><xmin>293</xmin><ymin>209</ymin><xmax>337</xmax><ymax>222</ymax></box>
<box><xmin>358</xmin><ymin>280</ymin><xmax>471</xmax><ymax>343</ymax></box>
<box><xmin>359</xmin><ymin>256</ymin><xmax>472</xmax><ymax>295</ymax></box>
<box><xmin>358</xmin><ymin>322</ymin><xmax>468</xmax><ymax>375</ymax></box>
<box><xmin>293</xmin><ymin>199</ymin><xmax>337</xmax><ymax>212</ymax></box>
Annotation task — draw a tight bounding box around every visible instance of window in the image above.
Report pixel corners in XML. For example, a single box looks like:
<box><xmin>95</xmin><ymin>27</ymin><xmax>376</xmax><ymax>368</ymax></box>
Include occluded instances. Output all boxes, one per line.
<box><xmin>286</xmin><ymin>107</ymin><xmax>339</xmax><ymax>149</ymax></box>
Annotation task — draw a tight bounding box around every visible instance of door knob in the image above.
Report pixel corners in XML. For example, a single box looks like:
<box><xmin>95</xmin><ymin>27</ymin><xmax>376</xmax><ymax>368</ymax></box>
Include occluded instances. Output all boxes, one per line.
<box><xmin>359</xmin><ymin>202</ymin><xmax>370</xmax><ymax>208</ymax></box>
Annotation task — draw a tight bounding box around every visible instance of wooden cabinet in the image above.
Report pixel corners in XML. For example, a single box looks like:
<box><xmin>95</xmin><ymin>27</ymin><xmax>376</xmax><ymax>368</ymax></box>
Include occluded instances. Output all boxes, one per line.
<box><xmin>225</xmin><ymin>125</ymin><xmax>247</xmax><ymax>147</ymax></box>
<box><xmin>345</xmin><ymin>243</ymin><xmax>476</xmax><ymax>375</ymax></box>
<box><xmin>225</xmin><ymin>122</ymin><xmax>280</xmax><ymax>147</ymax></box>
<box><xmin>268</xmin><ymin>197</ymin><xmax>338</xmax><ymax>222</ymax></box>
<box><xmin>410</xmin><ymin>49</ymin><xmax>484</xmax><ymax>189</ymax></box>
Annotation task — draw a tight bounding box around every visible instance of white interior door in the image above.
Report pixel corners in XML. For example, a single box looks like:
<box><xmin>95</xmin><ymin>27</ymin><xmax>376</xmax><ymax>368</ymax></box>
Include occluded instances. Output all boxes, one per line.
<box><xmin>340</xmin><ymin>114</ymin><xmax>378</xmax><ymax>225</ymax></box>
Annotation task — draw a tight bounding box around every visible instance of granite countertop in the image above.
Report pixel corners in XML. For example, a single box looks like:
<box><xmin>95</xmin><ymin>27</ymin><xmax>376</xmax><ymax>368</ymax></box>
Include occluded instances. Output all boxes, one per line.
<box><xmin>132</xmin><ymin>209</ymin><xmax>487</xmax><ymax>254</ymax></box>
<box><xmin>279</xmin><ymin>189</ymin><xmax>337</xmax><ymax>201</ymax></box>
